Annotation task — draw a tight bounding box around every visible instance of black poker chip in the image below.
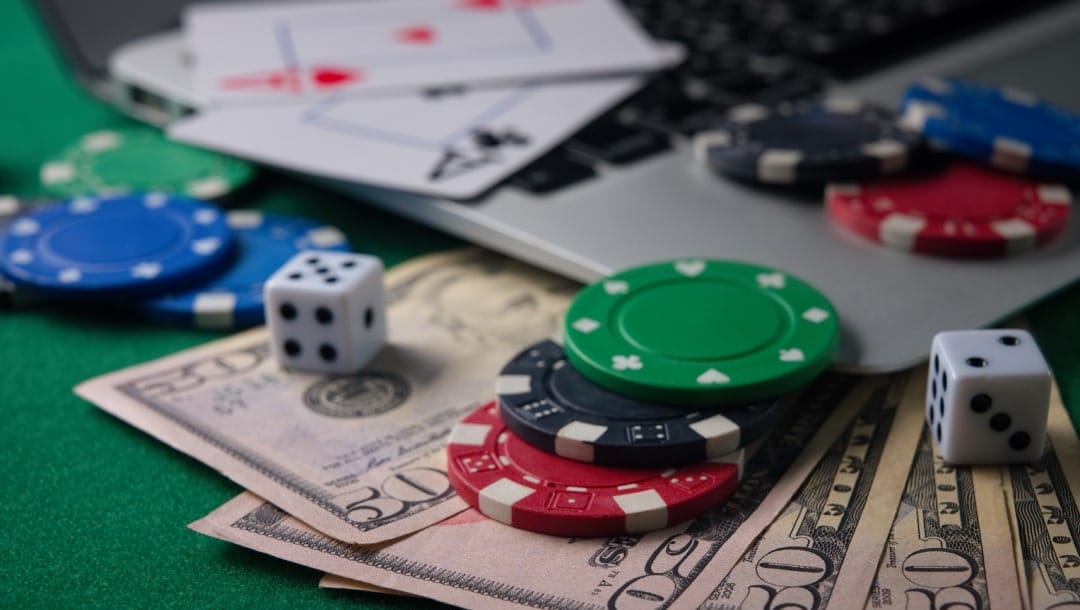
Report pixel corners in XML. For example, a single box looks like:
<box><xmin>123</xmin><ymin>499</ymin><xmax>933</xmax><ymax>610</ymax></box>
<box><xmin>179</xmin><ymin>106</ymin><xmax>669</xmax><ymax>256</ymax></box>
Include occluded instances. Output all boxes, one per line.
<box><xmin>693</xmin><ymin>99</ymin><xmax>923</xmax><ymax>185</ymax></box>
<box><xmin>495</xmin><ymin>339</ymin><xmax>791</xmax><ymax>467</ymax></box>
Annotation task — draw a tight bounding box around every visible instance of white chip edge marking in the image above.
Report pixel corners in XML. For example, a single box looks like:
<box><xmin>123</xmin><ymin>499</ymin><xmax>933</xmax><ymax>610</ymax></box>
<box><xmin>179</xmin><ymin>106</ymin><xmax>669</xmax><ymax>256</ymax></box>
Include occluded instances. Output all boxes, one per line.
<box><xmin>779</xmin><ymin>348</ymin><xmax>806</xmax><ymax>362</ymax></box>
<box><xmin>308</xmin><ymin>226</ymin><xmax>347</xmax><ymax>248</ymax></box>
<box><xmin>710</xmin><ymin>446</ymin><xmax>749</xmax><ymax>478</ymax></box>
<box><xmin>692</xmin><ymin>130</ymin><xmax>732</xmax><ymax>165</ymax></box>
<box><xmin>82</xmin><ymin>130</ymin><xmax>121</xmax><ymax>152</ymax></box>
<box><xmin>802</xmin><ymin>307</ymin><xmax>830</xmax><ymax>323</ymax></box>
<box><xmin>991</xmin><ymin>137</ymin><xmax>1032</xmax><ymax>173</ymax></box>
<box><xmin>825</xmin><ymin>184</ymin><xmax>862</xmax><ymax>200</ymax></box>
<box><xmin>861</xmin><ymin>139</ymin><xmax>908</xmax><ymax>174</ymax></box>
<box><xmin>141</xmin><ymin>192</ymin><xmax>168</xmax><ymax>209</ymax></box>
<box><xmin>689</xmin><ymin>415</ymin><xmax>740</xmax><ymax>457</ymax></box>
<box><xmin>69</xmin><ymin>197</ymin><xmax>98</xmax><ymax>214</ymax></box>
<box><xmin>880</xmin><ymin>214</ymin><xmax>927</xmax><ymax>251</ymax></box>
<box><xmin>40</xmin><ymin>161</ymin><xmax>75</xmax><ymax>185</ymax></box>
<box><xmin>614</xmin><ymin>489</ymin><xmax>668</xmax><ymax>533</ymax></box>
<box><xmin>188</xmin><ymin>176</ymin><xmax>229</xmax><ymax>200</ymax></box>
<box><xmin>728</xmin><ymin>104</ymin><xmax>769</xmax><ymax>123</ymax></box>
<box><xmin>674</xmin><ymin>259</ymin><xmax>705</xmax><ymax>277</ymax></box>
<box><xmin>555</xmin><ymin>421</ymin><xmax>607</xmax><ymax>462</ymax></box>
<box><xmin>193</xmin><ymin>208</ymin><xmax>220</xmax><ymax>225</ymax></box>
<box><xmin>603</xmin><ymin>280</ymin><xmax>629</xmax><ymax>295</ymax></box>
<box><xmin>756</xmin><ymin>272</ymin><xmax>786</xmax><ymax>289</ymax></box>
<box><xmin>758</xmin><ymin>150</ymin><xmax>802</xmax><ymax>184</ymax></box>
<box><xmin>227</xmin><ymin>210</ymin><xmax>263</xmax><ymax>229</ymax></box>
<box><xmin>191</xmin><ymin>237</ymin><xmax>223</xmax><ymax>256</ymax></box>
<box><xmin>572</xmin><ymin>317</ymin><xmax>600</xmax><ymax>334</ymax></box>
<box><xmin>10</xmin><ymin>249</ymin><xmax>33</xmax><ymax>265</ymax></box>
<box><xmin>919</xmin><ymin>77</ymin><xmax>952</xmax><ymax>95</ymax></box>
<box><xmin>194</xmin><ymin>293</ymin><xmax>237</xmax><ymax>329</ymax></box>
<box><xmin>696</xmin><ymin>368</ymin><xmax>730</xmax><ymax>385</ymax></box>
<box><xmin>479</xmin><ymin>478</ymin><xmax>535</xmax><ymax>526</ymax></box>
<box><xmin>898</xmin><ymin>100</ymin><xmax>944</xmax><ymax>132</ymax></box>
<box><xmin>0</xmin><ymin>196</ymin><xmax>17</xmax><ymax>216</ymax></box>
<box><xmin>1001</xmin><ymin>87</ymin><xmax>1039</xmax><ymax>107</ymax></box>
<box><xmin>449</xmin><ymin>422</ymin><xmax>491</xmax><ymax>447</ymax></box>
<box><xmin>495</xmin><ymin>374</ymin><xmax>533</xmax><ymax>396</ymax></box>
<box><xmin>991</xmin><ymin>218</ymin><xmax>1037</xmax><ymax>255</ymax></box>
<box><xmin>11</xmin><ymin>218</ymin><xmax>40</xmax><ymax>236</ymax></box>
<box><xmin>59</xmin><ymin>268</ymin><xmax>82</xmax><ymax>284</ymax></box>
<box><xmin>1037</xmin><ymin>185</ymin><xmax>1072</xmax><ymax>206</ymax></box>
<box><xmin>131</xmin><ymin>262</ymin><xmax>162</xmax><ymax>279</ymax></box>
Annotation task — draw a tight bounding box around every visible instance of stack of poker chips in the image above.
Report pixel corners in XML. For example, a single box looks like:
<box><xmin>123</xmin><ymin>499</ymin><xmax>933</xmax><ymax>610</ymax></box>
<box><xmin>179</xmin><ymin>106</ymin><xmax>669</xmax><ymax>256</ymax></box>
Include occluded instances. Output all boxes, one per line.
<box><xmin>446</xmin><ymin>258</ymin><xmax>840</xmax><ymax>537</ymax></box>
<box><xmin>692</xmin><ymin>78</ymin><xmax>1078</xmax><ymax>259</ymax></box>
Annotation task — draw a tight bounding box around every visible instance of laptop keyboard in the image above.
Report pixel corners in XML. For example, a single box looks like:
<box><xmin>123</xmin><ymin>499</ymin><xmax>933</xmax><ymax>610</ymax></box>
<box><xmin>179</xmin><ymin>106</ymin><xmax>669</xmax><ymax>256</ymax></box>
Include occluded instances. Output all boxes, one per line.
<box><xmin>506</xmin><ymin>0</ymin><xmax>1053</xmax><ymax>196</ymax></box>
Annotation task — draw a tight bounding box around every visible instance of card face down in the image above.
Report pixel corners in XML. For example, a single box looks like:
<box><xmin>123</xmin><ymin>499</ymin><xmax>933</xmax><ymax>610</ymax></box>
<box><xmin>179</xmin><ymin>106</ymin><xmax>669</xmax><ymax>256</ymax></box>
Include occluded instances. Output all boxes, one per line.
<box><xmin>185</xmin><ymin>0</ymin><xmax>669</xmax><ymax>105</ymax></box>
<box><xmin>169</xmin><ymin>76</ymin><xmax>649</xmax><ymax>200</ymax></box>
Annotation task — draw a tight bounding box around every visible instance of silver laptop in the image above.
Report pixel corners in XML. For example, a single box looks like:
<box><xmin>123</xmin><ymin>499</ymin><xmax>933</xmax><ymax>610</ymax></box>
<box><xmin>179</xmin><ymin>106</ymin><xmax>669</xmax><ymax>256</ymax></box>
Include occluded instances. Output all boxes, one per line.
<box><xmin>35</xmin><ymin>0</ymin><xmax>1080</xmax><ymax>372</ymax></box>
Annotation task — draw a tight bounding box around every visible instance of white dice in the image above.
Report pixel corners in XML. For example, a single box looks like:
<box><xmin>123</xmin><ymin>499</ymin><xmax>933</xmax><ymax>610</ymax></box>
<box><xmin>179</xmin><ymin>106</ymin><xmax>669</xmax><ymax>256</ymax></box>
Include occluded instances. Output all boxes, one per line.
<box><xmin>264</xmin><ymin>250</ymin><xmax>387</xmax><ymax>374</ymax></box>
<box><xmin>927</xmin><ymin>329</ymin><xmax>1051</xmax><ymax>464</ymax></box>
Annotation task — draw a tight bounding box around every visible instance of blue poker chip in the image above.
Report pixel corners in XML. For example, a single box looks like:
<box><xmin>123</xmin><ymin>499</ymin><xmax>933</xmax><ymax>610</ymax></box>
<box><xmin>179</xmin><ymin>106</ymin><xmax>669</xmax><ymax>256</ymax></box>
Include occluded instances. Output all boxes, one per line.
<box><xmin>0</xmin><ymin>193</ymin><xmax>235</xmax><ymax>297</ymax></box>
<box><xmin>141</xmin><ymin>211</ymin><xmax>350</xmax><ymax>329</ymax></box>
<box><xmin>496</xmin><ymin>339</ymin><xmax>791</xmax><ymax>467</ymax></box>
<box><xmin>900</xmin><ymin>78</ymin><xmax>1080</xmax><ymax>182</ymax></box>
<box><xmin>693</xmin><ymin>99</ymin><xmax>922</xmax><ymax>184</ymax></box>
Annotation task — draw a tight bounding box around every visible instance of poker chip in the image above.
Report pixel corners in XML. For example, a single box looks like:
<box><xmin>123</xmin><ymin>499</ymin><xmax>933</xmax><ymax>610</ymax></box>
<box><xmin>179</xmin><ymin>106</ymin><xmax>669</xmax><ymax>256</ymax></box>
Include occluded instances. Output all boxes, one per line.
<box><xmin>693</xmin><ymin>99</ymin><xmax>921</xmax><ymax>184</ymax></box>
<box><xmin>447</xmin><ymin>402</ymin><xmax>749</xmax><ymax>537</ymax></box>
<box><xmin>141</xmin><ymin>211</ymin><xmax>350</xmax><ymax>329</ymax></box>
<box><xmin>900</xmin><ymin>78</ymin><xmax>1080</xmax><ymax>182</ymax></box>
<box><xmin>826</xmin><ymin>161</ymin><xmax>1072</xmax><ymax>257</ymax></box>
<box><xmin>0</xmin><ymin>195</ymin><xmax>30</xmax><ymax>307</ymax></box>
<box><xmin>496</xmin><ymin>339</ymin><xmax>789</xmax><ymax>467</ymax></box>
<box><xmin>0</xmin><ymin>193</ymin><xmax>236</xmax><ymax>297</ymax></box>
<box><xmin>563</xmin><ymin>259</ymin><xmax>838</xmax><ymax>406</ymax></box>
<box><xmin>40</xmin><ymin>127</ymin><xmax>256</xmax><ymax>200</ymax></box>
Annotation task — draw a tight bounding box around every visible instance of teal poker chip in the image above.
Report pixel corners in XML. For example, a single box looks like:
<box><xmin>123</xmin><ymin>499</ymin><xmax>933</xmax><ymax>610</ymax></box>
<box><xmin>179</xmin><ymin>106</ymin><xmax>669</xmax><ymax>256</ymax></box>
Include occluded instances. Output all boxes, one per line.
<box><xmin>563</xmin><ymin>259</ymin><xmax>839</xmax><ymax>406</ymax></box>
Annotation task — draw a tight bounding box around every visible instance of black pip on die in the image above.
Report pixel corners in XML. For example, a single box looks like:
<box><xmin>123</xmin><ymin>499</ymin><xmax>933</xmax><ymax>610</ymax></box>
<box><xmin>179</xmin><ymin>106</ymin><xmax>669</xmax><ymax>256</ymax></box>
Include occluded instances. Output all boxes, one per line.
<box><xmin>926</xmin><ymin>329</ymin><xmax>1051</xmax><ymax>465</ymax></box>
<box><xmin>264</xmin><ymin>250</ymin><xmax>387</xmax><ymax>374</ymax></box>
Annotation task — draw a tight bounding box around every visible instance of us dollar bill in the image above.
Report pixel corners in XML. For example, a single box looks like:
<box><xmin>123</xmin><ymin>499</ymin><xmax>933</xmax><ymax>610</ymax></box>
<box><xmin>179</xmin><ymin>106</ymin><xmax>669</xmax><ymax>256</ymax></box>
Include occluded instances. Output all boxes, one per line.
<box><xmin>75</xmin><ymin>248</ymin><xmax>577</xmax><ymax>544</ymax></box>
<box><xmin>865</xmin><ymin>430</ymin><xmax>1022</xmax><ymax>610</ymax></box>
<box><xmin>698</xmin><ymin>370</ymin><xmax>925</xmax><ymax>610</ymax></box>
<box><xmin>1003</xmin><ymin>385</ymin><xmax>1080</xmax><ymax>609</ymax></box>
<box><xmin>190</xmin><ymin>374</ymin><xmax>885</xmax><ymax>610</ymax></box>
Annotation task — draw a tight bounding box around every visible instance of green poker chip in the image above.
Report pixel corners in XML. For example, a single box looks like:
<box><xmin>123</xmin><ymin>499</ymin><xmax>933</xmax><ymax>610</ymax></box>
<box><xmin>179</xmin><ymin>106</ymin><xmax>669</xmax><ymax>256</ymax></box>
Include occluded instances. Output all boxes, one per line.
<box><xmin>40</xmin><ymin>127</ymin><xmax>256</xmax><ymax>200</ymax></box>
<box><xmin>563</xmin><ymin>259</ymin><xmax>839</xmax><ymax>406</ymax></box>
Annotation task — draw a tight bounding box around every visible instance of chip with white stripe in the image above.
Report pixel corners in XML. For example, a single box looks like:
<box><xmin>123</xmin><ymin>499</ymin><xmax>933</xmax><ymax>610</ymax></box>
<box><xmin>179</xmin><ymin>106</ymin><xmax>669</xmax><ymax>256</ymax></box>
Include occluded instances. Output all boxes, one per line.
<box><xmin>899</xmin><ymin>77</ymin><xmax>1080</xmax><ymax>182</ymax></box>
<box><xmin>40</xmin><ymin>126</ymin><xmax>255</xmax><ymax>200</ymax></box>
<box><xmin>826</xmin><ymin>161</ymin><xmax>1071</xmax><ymax>258</ymax></box>
<box><xmin>447</xmin><ymin>402</ymin><xmax>750</xmax><ymax>537</ymax></box>
<box><xmin>0</xmin><ymin>193</ymin><xmax>235</xmax><ymax>297</ymax></box>
<box><xmin>693</xmin><ymin>99</ymin><xmax>922</xmax><ymax>185</ymax></box>
<box><xmin>496</xmin><ymin>340</ymin><xmax>790</xmax><ymax>467</ymax></box>
<box><xmin>141</xmin><ymin>211</ymin><xmax>349</xmax><ymax>329</ymax></box>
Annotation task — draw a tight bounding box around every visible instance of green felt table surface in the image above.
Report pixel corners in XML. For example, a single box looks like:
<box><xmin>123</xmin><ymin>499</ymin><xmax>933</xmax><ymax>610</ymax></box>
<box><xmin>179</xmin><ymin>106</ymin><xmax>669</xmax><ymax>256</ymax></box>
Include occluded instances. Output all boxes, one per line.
<box><xmin>2</xmin><ymin>1</ymin><xmax>1079</xmax><ymax>607</ymax></box>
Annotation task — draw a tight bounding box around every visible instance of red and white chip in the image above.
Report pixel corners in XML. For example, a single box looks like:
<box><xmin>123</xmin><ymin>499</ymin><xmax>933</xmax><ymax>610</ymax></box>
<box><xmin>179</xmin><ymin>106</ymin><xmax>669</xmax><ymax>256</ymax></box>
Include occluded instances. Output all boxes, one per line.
<box><xmin>447</xmin><ymin>402</ymin><xmax>747</xmax><ymax>537</ymax></box>
<box><xmin>825</xmin><ymin>161</ymin><xmax>1072</xmax><ymax>257</ymax></box>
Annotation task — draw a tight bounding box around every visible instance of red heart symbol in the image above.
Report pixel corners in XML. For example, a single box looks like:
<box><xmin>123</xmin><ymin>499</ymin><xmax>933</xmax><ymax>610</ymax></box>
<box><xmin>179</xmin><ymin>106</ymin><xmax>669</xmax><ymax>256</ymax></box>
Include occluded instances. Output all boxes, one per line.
<box><xmin>397</xmin><ymin>25</ymin><xmax>436</xmax><ymax>45</ymax></box>
<box><xmin>310</xmin><ymin>66</ymin><xmax>363</xmax><ymax>89</ymax></box>
<box><xmin>458</xmin><ymin>0</ymin><xmax>502</xmax><ymax>10</ymax></box>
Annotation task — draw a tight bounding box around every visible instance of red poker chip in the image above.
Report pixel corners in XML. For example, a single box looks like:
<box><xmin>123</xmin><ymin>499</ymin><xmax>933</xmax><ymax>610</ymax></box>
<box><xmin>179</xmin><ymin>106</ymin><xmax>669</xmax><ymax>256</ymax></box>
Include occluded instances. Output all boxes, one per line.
<box><xmin>446</xmin><ymin>402</ymin><xmax>747</xmax><ymax>537</ymax></box>
<box><xmin>825</xmin><ymin>161</ymin><xmax>1072</xmax><ymax>257</ymax></box>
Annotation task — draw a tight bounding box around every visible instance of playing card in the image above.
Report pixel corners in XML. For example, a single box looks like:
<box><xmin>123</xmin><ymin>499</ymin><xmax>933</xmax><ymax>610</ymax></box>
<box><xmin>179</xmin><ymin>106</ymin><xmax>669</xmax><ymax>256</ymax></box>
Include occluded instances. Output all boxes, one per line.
<box><xmin>185</xmin><ymin>0</ymin><xmax>670</xmax><ymax>105</ymax></box>
<box><xmin>169</xmin><ymin>76</ymin><xmax>646</xmax><ymax>199</ymax></box>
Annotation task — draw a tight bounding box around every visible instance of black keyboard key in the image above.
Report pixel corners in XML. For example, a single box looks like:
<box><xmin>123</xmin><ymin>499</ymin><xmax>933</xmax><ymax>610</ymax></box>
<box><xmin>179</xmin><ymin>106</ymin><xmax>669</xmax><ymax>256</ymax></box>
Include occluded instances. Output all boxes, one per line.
<box><xmin>508</xmin><ymin>149</ymin><xmax>597</xmax><ymax>195</ymax></box>
<box><xmin>567</xmin><ymin>119</ymin><xmax>673</xmax><ymax>166</ymax></box>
